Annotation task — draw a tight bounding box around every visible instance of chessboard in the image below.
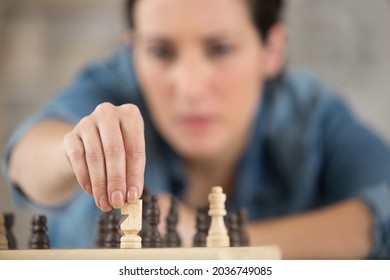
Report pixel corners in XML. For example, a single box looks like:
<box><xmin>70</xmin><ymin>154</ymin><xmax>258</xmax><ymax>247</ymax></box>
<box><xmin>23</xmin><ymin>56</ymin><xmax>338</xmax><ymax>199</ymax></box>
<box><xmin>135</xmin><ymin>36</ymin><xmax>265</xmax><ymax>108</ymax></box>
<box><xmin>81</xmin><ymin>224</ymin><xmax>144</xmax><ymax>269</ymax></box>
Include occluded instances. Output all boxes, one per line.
<box><xmin>0</xmin><ymin>186</ymin><xmax>282</xmax><ymax>260</ymax></box>
<box><xmin>0</xmin><ymin>246</ymin><xmax>281</xmax><ymax>260</ymax></box>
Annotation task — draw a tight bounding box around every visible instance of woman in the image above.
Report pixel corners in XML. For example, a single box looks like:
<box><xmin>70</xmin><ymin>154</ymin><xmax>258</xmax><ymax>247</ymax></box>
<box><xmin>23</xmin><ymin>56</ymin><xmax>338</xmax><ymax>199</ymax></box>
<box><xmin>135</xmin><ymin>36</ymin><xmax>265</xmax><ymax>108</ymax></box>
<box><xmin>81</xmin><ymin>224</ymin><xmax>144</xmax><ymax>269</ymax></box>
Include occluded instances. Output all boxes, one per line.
<box><xmin>4</xmin><ymin>0</ymin><xmax>390</xmax><ymax>259</ymax></box>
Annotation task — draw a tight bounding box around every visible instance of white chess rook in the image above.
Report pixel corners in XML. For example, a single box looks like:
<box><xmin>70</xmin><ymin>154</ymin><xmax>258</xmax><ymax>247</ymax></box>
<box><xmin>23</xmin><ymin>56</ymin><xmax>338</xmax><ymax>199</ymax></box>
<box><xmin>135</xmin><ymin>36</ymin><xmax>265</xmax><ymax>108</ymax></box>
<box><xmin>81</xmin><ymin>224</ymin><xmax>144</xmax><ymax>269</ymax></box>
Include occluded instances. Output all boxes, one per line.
<box><xmin>120</xmin><ymin>200</ymin><xmax>142</xmax><ymax>249</ymax></box>
<box><xmin>207</xmin><ymin>186</ymin><xmax>230</xmax><ymax>247</ymax></box>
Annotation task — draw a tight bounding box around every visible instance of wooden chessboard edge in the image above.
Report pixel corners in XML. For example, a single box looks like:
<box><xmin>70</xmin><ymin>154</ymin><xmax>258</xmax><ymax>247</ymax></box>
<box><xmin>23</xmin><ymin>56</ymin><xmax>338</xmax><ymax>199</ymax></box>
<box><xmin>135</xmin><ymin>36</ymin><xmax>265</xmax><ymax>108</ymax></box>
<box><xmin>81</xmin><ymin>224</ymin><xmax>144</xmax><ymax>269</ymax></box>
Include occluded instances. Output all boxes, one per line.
<box><xmin>0</xmin><ymin>245</ymin><xmax>282</xmax><ymax>260</ymax></box>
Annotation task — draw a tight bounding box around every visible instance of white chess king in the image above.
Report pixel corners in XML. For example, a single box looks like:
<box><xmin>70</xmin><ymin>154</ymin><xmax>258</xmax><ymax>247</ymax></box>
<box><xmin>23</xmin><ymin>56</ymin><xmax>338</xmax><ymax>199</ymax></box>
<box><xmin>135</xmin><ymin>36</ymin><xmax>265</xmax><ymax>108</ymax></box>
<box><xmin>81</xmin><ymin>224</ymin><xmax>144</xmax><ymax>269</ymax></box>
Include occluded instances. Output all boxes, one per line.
<box><xmin>206</xmin><ymin>186</ymin><xmax>230</xmax><ymax>247</ymax></box>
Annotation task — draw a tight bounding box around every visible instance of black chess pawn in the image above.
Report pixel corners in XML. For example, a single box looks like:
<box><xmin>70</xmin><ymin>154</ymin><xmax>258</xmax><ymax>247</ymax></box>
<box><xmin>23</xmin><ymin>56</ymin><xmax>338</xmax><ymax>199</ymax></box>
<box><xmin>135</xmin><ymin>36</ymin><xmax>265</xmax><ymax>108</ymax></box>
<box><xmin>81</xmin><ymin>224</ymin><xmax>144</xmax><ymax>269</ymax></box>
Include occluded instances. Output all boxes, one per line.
<box><xmin>163</xmin><ymin>197</ymin><xmax>181</xmax><ymax>247</ymax></box>
<box><xmin>95</xmin><ymin>212</ymin><xmax>108</xmax><ymax>248</ymax></box>
<box><xmin>104</xmin><ymin>212</ymin><xmax>121</xmax><ymax>248</ymax></box>
<box><xmin>236</xmin><ymin>208</ymin><xmax>249</xmax><ymax>246</ymax></box>
<box><xmin>142</xmin><ymin>195</ymin><xmax>162</xmax><ymax>248</ymax></box>
<box><xmin>29</xmin><ymin>215</ymin><xmax>50</xmax><ymax>249</ymax></box>
<box><xmin>3</xmin><ymin>213</ymin><xmax>17</xmax><ymax>249</ymax></box>
<box><xmin>227</xmin><ymin>211</ymin><xmax>241</xmax><ymax>247</ymax></box>
<box><xmin>193</xmin><ymin>207</ymin><xmax>211</xmax><ymax>247</ymax></box>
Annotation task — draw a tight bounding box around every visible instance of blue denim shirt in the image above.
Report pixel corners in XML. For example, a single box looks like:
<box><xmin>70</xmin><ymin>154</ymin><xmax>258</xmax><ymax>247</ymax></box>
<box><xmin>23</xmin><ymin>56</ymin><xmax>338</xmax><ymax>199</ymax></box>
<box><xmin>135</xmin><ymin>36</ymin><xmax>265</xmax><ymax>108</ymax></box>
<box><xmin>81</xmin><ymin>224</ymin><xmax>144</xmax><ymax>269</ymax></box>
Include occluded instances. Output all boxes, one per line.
<box><xmin>3</xmin><ymin>47</ymin><xmax>390</xmax><ymax>258</ymax></box>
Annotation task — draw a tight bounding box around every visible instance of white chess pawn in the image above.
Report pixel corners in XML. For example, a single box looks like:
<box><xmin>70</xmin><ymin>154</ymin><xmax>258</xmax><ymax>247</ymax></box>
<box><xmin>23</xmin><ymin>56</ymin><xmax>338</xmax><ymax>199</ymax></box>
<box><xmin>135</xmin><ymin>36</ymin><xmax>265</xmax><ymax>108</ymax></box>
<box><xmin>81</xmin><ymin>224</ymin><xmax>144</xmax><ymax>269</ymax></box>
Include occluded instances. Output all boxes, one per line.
<box><xmin>0</xmin><ymin>215</ymin><xmax>8</xmax><ymax>250</ymax></box>
<box><xmin>206</xmin><ymin>186</ymin><xmax>230</xmax><ymax>247</ymax></box>
<box><xmin>120</xmin><ymin>200</ymin><xmax>142</xmax><ymax>249</ymax></box>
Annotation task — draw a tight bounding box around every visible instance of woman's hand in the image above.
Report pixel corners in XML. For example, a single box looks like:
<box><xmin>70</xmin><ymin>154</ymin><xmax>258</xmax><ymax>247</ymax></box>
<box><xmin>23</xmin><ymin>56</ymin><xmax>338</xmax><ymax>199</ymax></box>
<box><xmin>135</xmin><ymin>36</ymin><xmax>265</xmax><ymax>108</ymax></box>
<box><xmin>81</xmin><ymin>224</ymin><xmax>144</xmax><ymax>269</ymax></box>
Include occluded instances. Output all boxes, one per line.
<box><xmin>64</xmin><ymin>102</ymin><xmax>146</xmax><ymax>212</ymax></box>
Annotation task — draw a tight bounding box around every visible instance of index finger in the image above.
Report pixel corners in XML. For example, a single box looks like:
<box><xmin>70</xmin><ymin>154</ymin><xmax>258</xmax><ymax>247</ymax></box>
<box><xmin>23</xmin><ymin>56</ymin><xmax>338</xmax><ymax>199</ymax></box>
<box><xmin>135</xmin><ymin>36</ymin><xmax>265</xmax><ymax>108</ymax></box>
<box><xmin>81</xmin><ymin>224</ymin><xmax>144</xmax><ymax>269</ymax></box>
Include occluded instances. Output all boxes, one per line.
<box><xmin>119</xmin><ymin>104</ymin><xmax>145</xmax><ymax>202</ymax></box>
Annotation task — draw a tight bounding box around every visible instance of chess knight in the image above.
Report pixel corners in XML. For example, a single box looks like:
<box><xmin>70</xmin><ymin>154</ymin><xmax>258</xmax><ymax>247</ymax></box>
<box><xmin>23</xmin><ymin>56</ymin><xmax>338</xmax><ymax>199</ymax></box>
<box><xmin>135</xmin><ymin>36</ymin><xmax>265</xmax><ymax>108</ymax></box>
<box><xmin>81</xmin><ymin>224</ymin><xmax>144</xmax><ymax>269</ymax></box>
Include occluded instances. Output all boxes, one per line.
<box><xmin>121</xmin><ymin>200</ymin><xmax>143</xmax><ymax>249</ymax></box>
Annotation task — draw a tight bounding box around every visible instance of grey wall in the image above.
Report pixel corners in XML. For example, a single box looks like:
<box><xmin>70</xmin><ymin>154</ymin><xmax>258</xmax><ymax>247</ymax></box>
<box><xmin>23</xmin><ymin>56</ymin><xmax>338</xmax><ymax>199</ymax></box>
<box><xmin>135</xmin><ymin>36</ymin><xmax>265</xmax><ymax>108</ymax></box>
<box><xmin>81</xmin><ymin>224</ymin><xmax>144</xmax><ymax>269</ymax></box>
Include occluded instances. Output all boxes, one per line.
<box><xmin>1</xmin><ymin>0</ymin><xmax>390</xmax><ymax>248</ymax></box>
<box><xmin>286</xmin><ymin>0</ymin><xmax>390</xmax><ymax>141</ymax></box>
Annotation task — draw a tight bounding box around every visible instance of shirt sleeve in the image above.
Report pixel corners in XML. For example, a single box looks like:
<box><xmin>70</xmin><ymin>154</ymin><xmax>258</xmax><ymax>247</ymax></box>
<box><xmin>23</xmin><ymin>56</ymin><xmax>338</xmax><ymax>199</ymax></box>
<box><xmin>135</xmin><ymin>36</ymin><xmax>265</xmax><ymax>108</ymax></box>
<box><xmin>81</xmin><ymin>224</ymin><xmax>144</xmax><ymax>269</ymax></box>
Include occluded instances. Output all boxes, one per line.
<box><xmin>267</xmin><ymin>71</ymin><xmax>390</xmax><ymax>259</ymax></box>
<box><xmin>321</xmin><ymin>97</ymin><xmax>390</xmax><ymax>259</ymax></box>
<box><xmin>2</xmin><ymin>47</ymin><xmax>143</xmax><ymax>213</ymax></box>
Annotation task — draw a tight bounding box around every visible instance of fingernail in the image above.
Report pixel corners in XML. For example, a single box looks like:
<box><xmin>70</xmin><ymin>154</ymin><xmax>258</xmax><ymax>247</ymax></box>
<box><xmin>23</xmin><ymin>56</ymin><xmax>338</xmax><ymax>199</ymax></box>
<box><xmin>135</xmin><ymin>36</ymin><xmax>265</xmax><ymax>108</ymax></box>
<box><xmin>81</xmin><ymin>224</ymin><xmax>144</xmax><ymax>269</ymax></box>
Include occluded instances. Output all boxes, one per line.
<box><xmin>98</xmin><ymin>195</ymin><xmax>112</xmax><ymax>212</ymax></box>
<box><xmin>111</xmin><ymin>191</ymin><xmax>124</xmax><ymax>208</ymax></box>
<box><xmin>127</xmin><ymin>187</ymin><xmax>139</xmax><ymax>202</ymax></box>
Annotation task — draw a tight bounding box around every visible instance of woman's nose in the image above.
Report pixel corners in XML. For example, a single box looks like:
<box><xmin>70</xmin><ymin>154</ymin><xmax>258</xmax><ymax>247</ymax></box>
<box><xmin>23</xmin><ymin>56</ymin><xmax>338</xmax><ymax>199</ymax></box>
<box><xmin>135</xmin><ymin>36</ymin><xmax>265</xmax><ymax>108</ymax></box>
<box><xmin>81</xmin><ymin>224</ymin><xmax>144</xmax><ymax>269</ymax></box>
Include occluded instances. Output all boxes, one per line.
<box><xmin>170</xmin><ymin>55</ymin><xmax>211</xmax><ymax>101</ymax></box>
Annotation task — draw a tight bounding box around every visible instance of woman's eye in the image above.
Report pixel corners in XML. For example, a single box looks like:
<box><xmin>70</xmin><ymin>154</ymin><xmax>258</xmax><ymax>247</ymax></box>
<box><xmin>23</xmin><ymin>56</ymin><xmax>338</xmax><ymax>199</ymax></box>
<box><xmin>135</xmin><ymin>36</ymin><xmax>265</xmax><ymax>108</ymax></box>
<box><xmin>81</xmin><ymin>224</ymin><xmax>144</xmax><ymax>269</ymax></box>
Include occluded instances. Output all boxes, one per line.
<box><xmin>208</xmin><ymin>44</ymin><xmax>233</xmax><ymax>57</ymax></box>
<box><xmin>149</xmin><ymin>46</ymin><xmax>174</xmax><ymax>61</ymax></box>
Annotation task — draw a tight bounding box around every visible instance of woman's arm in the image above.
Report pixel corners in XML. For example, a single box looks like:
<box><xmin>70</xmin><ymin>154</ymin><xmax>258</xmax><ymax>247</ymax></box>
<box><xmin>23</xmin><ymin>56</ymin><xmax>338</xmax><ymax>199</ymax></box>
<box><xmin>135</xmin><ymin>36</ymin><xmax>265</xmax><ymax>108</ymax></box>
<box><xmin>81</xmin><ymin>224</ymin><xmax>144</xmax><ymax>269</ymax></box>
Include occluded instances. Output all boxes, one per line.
<box><xmin>9</xmin><ymin>120</ymin><xmax>77</xmax><ymax>207</ymax></box>
<box><xmin>247</xmin><ymin>198</ymin><xmax>373</xmax><ymax>259</ymax></box>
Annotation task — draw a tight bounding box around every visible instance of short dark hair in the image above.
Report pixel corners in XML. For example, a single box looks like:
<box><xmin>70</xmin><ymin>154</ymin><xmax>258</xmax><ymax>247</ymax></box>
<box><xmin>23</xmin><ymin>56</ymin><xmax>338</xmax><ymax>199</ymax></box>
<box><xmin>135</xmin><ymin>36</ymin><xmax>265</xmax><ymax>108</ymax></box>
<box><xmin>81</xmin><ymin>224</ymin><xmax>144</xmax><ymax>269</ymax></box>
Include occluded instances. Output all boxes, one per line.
<box><xmin>125</xmin><ymin>0</ymin><xmax>285</xmax><ymax>41</ymax></box>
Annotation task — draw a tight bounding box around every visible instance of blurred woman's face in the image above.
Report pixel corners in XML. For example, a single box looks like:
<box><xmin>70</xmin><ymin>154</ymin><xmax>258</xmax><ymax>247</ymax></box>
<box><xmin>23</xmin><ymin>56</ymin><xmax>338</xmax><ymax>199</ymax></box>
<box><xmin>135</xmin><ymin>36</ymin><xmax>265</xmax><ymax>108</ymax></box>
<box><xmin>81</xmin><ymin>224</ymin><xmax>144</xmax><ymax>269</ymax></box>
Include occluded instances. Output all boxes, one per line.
<box><xmin>133</xmin><ymin>0</ymin><xmax>274</xmax><ymax>161</ymax></box>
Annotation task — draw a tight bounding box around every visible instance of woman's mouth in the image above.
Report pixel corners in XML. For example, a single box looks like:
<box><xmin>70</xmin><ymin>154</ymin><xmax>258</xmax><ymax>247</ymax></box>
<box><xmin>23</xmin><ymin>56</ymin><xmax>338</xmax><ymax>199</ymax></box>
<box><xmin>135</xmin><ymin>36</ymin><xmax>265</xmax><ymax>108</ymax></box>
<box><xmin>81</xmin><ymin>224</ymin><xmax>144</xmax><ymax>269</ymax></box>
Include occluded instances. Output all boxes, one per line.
<box><xmin>177</xmin><ymin>115</ymin><xmax>216</xmax><ymax>131</ymax></box>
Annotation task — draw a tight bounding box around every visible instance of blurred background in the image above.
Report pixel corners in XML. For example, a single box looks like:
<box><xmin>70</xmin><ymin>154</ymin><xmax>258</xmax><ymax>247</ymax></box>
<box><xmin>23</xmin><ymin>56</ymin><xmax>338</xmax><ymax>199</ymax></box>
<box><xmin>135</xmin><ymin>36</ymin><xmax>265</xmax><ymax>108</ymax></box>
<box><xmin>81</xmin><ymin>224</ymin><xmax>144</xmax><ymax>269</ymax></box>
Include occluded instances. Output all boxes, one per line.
<box><xmin>1</xmin><ymin>0</ymin><xmax>390</xmax><ymax>248</ymax></box>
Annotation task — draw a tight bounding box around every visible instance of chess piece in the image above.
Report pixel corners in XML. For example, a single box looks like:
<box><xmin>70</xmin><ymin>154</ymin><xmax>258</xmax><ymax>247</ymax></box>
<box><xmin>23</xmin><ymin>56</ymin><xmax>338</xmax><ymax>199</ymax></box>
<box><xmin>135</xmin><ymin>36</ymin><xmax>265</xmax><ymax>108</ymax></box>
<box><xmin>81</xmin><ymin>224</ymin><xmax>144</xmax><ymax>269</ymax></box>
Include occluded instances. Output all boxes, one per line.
<box><xmin>104</xmin><ymin>212</ymin><xmax>121</xmax><ymax>248</ymax></box>
<box><xmin>193</xmin><ymin>207</ymin><xmax>210</xmax><ymax>247</ymax></box>
<box><xmin>139</xmin><ymin>188</ymin><xmax>152</xmax><ymax>242</ymax></box>
<box><xmin>3</xmin><ymin>213</ymin><xmax>17</xmax><ymax>249</ymax></box>
<box><xmin>163</xmin><ymin>197</ymin><xmax>181</xmax><ymax>247</ymax></box>
<box><xmin>206</xmin><ymin>186</ymin><xmax>229</xmax><ymax>247</ymax></box>
<box><xmin>227</xmin><ymin>211</ymin><xmax>241</xmax><ymax>247</ymax></box>
<box><xmin>0</xmin><ymin>215</ymin><xmax>8</xmax><ymax>250</ymax></box>
<box><xmin>120</xmin><ymin>200</ymin><xmax>142</xmax><ymax>249</ymax></box>
<box><xmin>29</xmin><ymin>215</ymin><xmax>50</xmax><ymax>249</ymax></box>
<box><xmin>237</xmin><ymin>208</ymin><xmax>249</xmax><ymax>246</ymax></box>
<box><xmin>142</xmin><ymin>195</ymin><xmax>162</xmax><ymax>248</ymax></box>
<box><xmin>95</xmin><ymin>213</ymin><xmax>108</xmax><ymax>248</ymax></box>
